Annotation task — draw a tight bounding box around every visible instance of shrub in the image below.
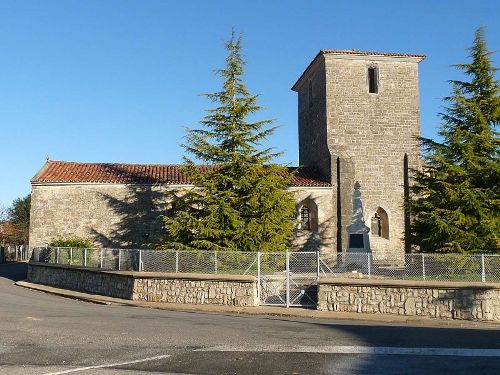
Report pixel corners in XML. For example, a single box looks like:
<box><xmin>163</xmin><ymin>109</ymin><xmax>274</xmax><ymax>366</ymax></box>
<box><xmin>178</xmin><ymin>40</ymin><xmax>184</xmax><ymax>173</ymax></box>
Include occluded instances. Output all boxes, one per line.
<box><xmin>50</xmin><ymin>237</ymin><xmax>93</xmax><ymax>248</ymax></box>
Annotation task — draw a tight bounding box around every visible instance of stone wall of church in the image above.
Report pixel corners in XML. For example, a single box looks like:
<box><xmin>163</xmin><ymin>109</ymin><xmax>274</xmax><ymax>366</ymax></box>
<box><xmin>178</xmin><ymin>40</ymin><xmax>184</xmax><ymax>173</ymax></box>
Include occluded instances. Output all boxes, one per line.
<box><xmin>29</xmin><ymin>184</ymin><xmax>334</xmax><ymax>252</ymax></box>
<box><xmin>291</xmin><ymin>187</ymin><xmax>335</xmax><ymax>255</ymax></box>
<box><xmin>29</xmin><ymin>183</ymin><xmax>170</xmax><ymax>249</ymax></box>
<box><xmin>323</xmin><ymin>56</ymin><xmax>422</xmax><ymax>259</ymax></box>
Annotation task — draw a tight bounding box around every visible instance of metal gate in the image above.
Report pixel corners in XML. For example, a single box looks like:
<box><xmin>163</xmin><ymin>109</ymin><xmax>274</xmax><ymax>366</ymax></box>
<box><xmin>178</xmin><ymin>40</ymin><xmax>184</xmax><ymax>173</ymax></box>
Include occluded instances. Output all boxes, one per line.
<box><xmin>258</xmin><ymin>251</ymin><xmax>319</xmax><ymax>307</ymax></box>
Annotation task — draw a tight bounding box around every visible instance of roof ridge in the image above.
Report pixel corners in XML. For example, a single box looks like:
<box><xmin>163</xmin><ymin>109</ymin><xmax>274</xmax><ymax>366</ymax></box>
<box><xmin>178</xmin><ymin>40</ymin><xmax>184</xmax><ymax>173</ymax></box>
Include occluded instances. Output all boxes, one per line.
<box><xmin>47</xmin><ymin>160</ymin><xmax>191</xmax><ymax>167</ymax></box>
<box><xmin>319</xmin><ymin>49</ymin><xmax>426</xmax><ymax>58</ymax></box>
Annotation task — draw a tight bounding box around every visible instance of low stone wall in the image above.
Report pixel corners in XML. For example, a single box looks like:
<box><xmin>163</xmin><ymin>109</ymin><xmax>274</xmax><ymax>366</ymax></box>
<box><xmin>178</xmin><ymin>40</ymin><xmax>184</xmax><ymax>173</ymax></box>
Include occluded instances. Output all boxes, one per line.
<box><xmin>318</xmin><ymin>278</ymin><xmax>500</xmax><ymax>321</ymax></box>
<box><xmin>28</xmin><ymin>263</ymin><xmax>258</xmax><ymax>307</ymax></box>
<box><xmin>28</xmin><ymin>263</ymin><xmax>135</xmax><ymax>299</ymax></box>
<box><xmin>133</xmin><ymin>274</ymin><xmax>257</xmax><ymax>306</ymax></box>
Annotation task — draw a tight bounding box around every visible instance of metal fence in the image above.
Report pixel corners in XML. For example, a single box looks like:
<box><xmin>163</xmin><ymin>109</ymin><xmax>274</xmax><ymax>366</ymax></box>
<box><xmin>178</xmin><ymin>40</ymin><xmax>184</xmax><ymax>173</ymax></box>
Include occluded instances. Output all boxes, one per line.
<box><xmin>31</xmin><ymin>247</ymin><xmax>500</xmax><ymax>283</ymax></box>
<box><xmin>1</xmin><ymin>244</ymin><xmax>29</xmax><ymax>262</ymax></box>
<box><xmin>30</xmin><ymin>247</ymin><xmax>500</xmax><ymax>308</ymax></box>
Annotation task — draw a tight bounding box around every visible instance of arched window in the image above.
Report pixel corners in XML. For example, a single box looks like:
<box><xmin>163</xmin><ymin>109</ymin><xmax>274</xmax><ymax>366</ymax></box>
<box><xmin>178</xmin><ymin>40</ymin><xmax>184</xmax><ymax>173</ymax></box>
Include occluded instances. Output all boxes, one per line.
<box><xmin>298</xmin><ymin>199</ymin><xmax>318</xmax><ymax>232</ymax></box>
<box><xmin>371</xmin><ymin>207</ymin><xmax>389</xmax><ymax>239</ymax></box>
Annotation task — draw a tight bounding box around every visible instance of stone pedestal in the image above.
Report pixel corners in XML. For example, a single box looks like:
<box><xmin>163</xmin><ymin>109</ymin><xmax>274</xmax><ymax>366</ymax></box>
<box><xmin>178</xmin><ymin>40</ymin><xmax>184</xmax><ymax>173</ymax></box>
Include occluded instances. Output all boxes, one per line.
<box><xmin>347</xmin><ymin>182</ymin><xmax>371</xmax><ymax>253</ymax></box>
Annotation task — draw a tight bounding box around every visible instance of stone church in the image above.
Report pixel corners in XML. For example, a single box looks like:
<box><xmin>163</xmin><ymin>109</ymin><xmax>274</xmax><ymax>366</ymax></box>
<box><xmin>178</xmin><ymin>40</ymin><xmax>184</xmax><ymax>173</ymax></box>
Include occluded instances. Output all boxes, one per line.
<box><xmin>29</xmin><ymin>49</ymin><xmax>425</xmax><ymax>259</ymax></box>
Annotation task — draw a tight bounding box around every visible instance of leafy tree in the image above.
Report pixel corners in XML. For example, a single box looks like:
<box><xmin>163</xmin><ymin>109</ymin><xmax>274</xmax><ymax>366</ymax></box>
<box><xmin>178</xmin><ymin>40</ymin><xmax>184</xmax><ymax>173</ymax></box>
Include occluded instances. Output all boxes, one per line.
<box><xmin>0</xmin><ymin>205</ymin><xmax>7</xmax><ymax>222</ymax></box>
<box><xmin>5</xmin><ymin>194</ymin><xmax>31</xmax><ymax>244</ymax></box>
<box><xmin>164</xmin><ymin>32</ymin><xmax>296</xmax><ymax>252</ymax></box>
<box><xmin>408</xmin><ymin>27</ymin><xmax>499</xmax><ymax>253</ymax></box>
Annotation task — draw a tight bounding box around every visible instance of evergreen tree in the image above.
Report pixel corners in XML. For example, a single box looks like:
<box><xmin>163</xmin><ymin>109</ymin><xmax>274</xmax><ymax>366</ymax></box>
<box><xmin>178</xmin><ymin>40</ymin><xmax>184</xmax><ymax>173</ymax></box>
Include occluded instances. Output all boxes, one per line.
<box><xmin>164</xmin><ymin>33</ymin><xmax>296</xmax><ymax>252</ymax></box>
<box><xmin>409</xmin><ymin>27</ymin><xmax>500</xmax><ymax>253</ymax></box>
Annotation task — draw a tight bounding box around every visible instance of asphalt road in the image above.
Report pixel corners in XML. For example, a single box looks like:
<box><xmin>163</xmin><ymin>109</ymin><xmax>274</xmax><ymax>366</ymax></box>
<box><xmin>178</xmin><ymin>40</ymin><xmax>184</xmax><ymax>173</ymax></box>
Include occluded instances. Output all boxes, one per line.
<box><xmin>1</xmin><ymin>262</ymin><xmax>499</xmax><ymax>374</ymax></box>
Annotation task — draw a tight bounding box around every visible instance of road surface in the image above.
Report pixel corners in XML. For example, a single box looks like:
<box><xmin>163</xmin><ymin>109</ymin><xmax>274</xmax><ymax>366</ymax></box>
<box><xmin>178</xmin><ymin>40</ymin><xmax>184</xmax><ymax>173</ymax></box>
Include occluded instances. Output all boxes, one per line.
<box><xmin>1</xmin><ymin>262</ymin><xmax>499</xmax><ymax>374</ymax></box>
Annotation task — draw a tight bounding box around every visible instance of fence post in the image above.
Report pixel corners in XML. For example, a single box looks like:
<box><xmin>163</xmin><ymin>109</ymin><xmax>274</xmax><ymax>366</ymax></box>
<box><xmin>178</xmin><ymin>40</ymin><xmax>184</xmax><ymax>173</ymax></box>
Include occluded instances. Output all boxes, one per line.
<box><xmin>138</xmin><ymin>249</ymin><xmax>142</xmax><ymax>272</ymax></box>
<box><xmin>214</xmin><ymin>251</ymin><xmax>218</xmax><ymax>273</ymax></box>
<box><xmin>84</xmin><ymin>249</ymin><xmax>87</xmax><ymax>267</ymax></box>
<box><xmin>56</xmin><ymin>248</ymin><xmax>60</xmax><ymax>264</ymax></box>
<box><xmin>70</xmin><ymin>248</ymin><xmax>73</xmax><ymax>265</ymax></box>
<box><xmin>257</xmin><ymin>252</ymin><xmax>261</xmax><ymax>303</ymax></box>
<box><xmin>316</xmin><ymin>251</ymin><xmax>320</xmax><ymax>281</ymax></box>
<box><xmin>100</xmin><ymin>249</ymin><xmax>103</xmax><ymax>269</ymax></box>
<box><xmin>422</xmin><ymin>253</ymin><xmax>426</xmax><ymax>280</ymax></box>
<box><xmin>481</xmin><ymin>254</ymin><xmax>486</xmax><ymax>283</ymax></box>
<box><xmin>367</xmin><ymin>253</ymin><xmax>371</xmax><ymax>279</ymax></box>
<box><xmin>118</xmin><ymin>249</ymin><xmax>121</xmax><ymax>271</ymax></box>
<box><xmin>175</xmin><ymin>250</ymin><xmax>179</xmax><ymax>273</ymax></box>
<box><xmin>285</xmin><ymin>251</ymin><xmax>290</xmax><ymax>308</ymax></box>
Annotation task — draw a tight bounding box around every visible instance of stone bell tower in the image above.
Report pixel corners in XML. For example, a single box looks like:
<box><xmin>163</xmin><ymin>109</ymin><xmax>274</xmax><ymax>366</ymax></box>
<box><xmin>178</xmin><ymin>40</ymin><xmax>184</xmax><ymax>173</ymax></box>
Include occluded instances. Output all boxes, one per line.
<box><xmin>292</xmin><ymin>50</ymin><xmax>425</xmax><ymax>259</ymax></box>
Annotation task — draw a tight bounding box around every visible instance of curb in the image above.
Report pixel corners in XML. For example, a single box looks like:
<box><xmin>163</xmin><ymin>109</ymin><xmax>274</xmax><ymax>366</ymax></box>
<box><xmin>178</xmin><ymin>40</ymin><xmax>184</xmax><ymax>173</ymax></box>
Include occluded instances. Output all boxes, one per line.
<box><xmin>15</xmin><ymin>280</ymin><xmax>500</xmax><ymax>329</ymax></box>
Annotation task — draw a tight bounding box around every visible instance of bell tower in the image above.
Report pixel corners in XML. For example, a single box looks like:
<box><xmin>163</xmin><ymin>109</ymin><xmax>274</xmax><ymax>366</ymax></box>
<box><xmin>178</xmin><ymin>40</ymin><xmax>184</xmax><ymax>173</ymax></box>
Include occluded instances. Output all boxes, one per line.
<box><xmin>292</xmin><ymin>50</ymin><xmax>425</xmax><ymax>259</ymax></box>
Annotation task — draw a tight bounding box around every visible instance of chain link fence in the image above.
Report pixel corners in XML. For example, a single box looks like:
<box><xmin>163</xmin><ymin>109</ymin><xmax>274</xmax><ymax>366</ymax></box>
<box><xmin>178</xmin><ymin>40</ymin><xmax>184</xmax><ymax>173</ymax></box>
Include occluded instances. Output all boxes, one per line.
<box><xmin>323</xmin><ymin>252</ymin><xmax>500</xmax><ymax>283</ymax></box>
<box><xmin>30</xmin><ymin>247</ymin><xmax>500</xmax><ymax>283</ymax></box>
<box><xmin>1</xmin><ymin>244</ymin><xmax>29</xmax><ymax>263</ymax></box>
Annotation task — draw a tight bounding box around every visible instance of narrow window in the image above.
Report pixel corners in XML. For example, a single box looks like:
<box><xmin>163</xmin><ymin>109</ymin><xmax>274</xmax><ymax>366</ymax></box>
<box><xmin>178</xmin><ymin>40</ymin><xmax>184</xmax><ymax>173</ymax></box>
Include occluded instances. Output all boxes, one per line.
<box><xmin>371</xmin><ymin>207</ymin><xmax>389</xmax><ymax>239</ymax></box>
<box><xmin>371</xmin><ymin>213</ymin><xmax>382</xmax><ymax>236</ymax></box>
<box><xmin>301</xmin><ymin>206</ymin><xmax>311</xmax><ymax>230</ymax></box>
<box><xmin>368</xmin><ymin>66</ymin><xmax>378</xmax><ymax>93</ymax></box>
<box><xmin>308</xmin><ymin>79</ymin><xmax>313</xmax><ymax>108</ymax></box>
<box><xmin>298</xmin><ymin>199</ymin><xmax>319</xmax><ymax>231</ymax></box>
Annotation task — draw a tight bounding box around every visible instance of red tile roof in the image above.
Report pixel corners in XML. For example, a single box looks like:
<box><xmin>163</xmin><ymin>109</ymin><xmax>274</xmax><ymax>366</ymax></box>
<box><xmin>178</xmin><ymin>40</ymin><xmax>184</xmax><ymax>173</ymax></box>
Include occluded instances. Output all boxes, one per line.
<box><xmin>32</xmin><ymin>160</ymin><xmax>331</xmax><ymax>188</ymax></box>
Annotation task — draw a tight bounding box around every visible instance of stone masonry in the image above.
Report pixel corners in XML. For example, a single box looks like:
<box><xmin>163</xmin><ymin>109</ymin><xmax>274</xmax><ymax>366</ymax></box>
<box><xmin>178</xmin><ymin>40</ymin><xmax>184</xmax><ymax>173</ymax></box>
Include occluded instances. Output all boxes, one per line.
<box><xmin>28</xmin><ymin>262</ymin><xmax>135</xmax><ymax>299</ymax></box>
<box><xmin>28</xmin><ymin>263</ymin><xmax>258</xmax><ymax>307</ymax></box>
<box><xmin>318</xmin><ymin>278</ymin><xmax>500</xmax><ymax>321</ymax></box>
<box><xmin>293</xmin><ymin>51</ymin><xmax>425</xmax><ymax>259</ymax></box>
<box><xmin>29</xmin><ymin>183</ymin><xmax>171</xmax><ymax>250</ymax></box>
<box><xmin>29</xmin><ymin>183</ymin><xmax>334</xmax><ymax>253</ymax></box>
<box><xmin>133</xmin><ymin>277</ymin><xmax>256</xmax><ymax>306</ymax></box>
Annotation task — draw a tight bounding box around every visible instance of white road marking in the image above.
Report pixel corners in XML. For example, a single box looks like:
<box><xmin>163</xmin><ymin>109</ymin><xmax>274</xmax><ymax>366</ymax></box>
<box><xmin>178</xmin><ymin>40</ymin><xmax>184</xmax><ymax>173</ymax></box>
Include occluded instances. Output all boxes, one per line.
<box><xmin>42</xmin><ymin>354</ymin><xmax>171</xmax><ymax>374</ymax></box>
<box><xmin>196</xmin><ymin>345</ymin><xmax>500</xmax><ymax>357</ymax></box>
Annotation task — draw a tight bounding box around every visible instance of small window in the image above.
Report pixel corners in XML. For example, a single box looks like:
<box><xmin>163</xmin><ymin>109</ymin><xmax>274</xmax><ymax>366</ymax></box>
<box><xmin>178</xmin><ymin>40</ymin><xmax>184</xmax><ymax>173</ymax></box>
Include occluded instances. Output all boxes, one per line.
<box><xmin>298</xmin><ymin>199</ymin><xmax>319</xmax><ymax>232</ymax></box>
<box><xmin>371</xmin><ymin>213</ymin><xmax>382</xmax><ymax>236</ymax></box>
<box><xmin>368</xmin><ymin>66</ymin><xmax>378</xmax><ymax>93</ymax></box>
<box><xmin>371</xmin><ymin>207</ymin><xmax>389</xmax><ymax>239</ymax></box>
<box><xmin>300</xmin><ymin>206</ymin><xmax>311</xmax><ymax>230</ymax></box>
<box><xmin>308</xmin><ymin>79</ymin><xmax>313</xmax><ymax>108</ymax></box>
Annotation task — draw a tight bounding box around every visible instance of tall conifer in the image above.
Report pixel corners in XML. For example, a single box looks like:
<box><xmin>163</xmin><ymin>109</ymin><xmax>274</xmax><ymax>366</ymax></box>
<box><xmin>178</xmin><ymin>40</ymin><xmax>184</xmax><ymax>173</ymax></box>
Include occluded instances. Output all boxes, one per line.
<box><xmin>164</xmin><ymin>32</ymin><xmax>296</xmax><ymax>252</ymax></box>
<box><xmin>409</xmin><ymin>27</ymin><xmax>500</xmax><ymax>253</ymax></box>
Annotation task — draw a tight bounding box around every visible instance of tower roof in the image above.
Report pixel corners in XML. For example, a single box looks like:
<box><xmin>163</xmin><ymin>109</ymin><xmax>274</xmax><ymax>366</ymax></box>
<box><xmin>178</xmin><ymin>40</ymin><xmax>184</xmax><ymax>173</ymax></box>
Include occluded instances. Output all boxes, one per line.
<box><xmin>292</xmin><ymin>49</ymin><xmax>426</xmax><ymax>91</ymax></box>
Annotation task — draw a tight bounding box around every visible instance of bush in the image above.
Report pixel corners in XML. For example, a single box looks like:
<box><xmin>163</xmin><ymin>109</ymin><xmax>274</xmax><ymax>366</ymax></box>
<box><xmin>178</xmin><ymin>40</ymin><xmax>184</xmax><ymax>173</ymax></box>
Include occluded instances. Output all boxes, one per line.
<box><xmin>50</xmin><ymin>237</ymin><xmax>93</xmax><ymax>248</ymax></box>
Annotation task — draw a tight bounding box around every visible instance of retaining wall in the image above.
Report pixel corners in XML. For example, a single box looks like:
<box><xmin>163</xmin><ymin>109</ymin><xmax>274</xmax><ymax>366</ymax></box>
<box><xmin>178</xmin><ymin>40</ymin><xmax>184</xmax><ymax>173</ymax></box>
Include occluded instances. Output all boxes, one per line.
<box><xmin>318</xmin><ymin>278</ymin><xmax>500</xmax><ymax>321</ymax></box>
<box><xmin>28</xmin><ymin>263</ymin><xmax>258</xmax><ymax>306</ymax></box>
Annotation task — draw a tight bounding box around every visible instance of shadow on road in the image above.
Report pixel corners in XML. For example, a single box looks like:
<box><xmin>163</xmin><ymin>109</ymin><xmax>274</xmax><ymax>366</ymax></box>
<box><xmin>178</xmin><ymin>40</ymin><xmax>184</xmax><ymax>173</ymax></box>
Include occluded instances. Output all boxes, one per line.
<box><xmin>303</xmin><ymin>319</ymin><xmax>500</xmax><ymax>374</ymax></box>
<box><xmin>0</xmin><ymin>262</ymin><xmax>28</xmax><ymax>282</ymax></box>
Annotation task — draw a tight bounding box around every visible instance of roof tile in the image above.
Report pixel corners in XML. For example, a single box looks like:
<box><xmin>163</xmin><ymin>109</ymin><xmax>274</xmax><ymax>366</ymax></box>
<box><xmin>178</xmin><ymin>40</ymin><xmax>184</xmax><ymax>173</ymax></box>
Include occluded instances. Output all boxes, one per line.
<box><xmin>32</xmin><ymin>161</ymin><xmax>331</xmax><ymax>188</ymax></box>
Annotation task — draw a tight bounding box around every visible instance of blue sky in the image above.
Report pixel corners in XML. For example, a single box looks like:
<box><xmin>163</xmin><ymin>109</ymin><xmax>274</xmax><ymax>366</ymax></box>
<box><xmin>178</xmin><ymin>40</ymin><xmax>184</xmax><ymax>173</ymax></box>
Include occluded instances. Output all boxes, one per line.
<box><xmin>0</xmin><ymin>0</ymin><xmax>499</xmax><ymax>208</ymax></box>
